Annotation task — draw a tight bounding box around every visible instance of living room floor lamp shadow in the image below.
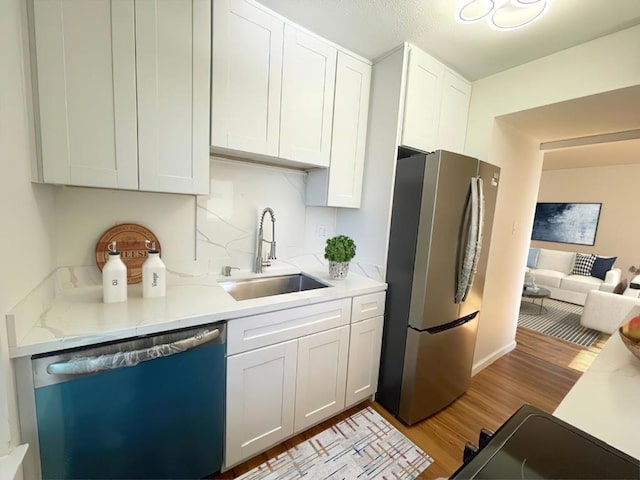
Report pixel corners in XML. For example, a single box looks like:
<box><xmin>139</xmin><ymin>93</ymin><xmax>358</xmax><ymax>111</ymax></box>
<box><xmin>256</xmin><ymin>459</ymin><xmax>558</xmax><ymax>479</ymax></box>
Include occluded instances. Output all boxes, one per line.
<box><xmin>532</xmin><ymin>203</ymin><xmax>602</xmax><ymax>246</ymax></box>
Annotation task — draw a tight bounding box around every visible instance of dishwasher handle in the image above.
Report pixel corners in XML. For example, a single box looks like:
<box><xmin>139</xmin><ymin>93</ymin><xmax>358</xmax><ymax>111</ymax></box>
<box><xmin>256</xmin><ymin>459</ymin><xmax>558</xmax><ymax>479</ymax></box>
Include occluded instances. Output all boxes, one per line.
<box><xmin>46</xmin><ymin>328</ymin><xmax>220</xmax><ymax>376</ymax></box>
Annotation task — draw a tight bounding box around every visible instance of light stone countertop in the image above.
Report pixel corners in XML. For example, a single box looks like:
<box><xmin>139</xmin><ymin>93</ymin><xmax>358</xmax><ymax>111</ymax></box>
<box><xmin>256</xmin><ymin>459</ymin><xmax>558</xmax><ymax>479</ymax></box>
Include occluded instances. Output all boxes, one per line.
<box><xmin>553</xmin><ymin>330</ymin><xmax>640</xmax><ymax>460</ymax></box>
<box><xmin>7</xmin><ymin>264</ymin><xmax>386</xmax><ymax>358</ymax></box>
<box><xmin>0</xmin><ymin>444</ymin><xmax>27</xmax><ymax>480</ymax></box>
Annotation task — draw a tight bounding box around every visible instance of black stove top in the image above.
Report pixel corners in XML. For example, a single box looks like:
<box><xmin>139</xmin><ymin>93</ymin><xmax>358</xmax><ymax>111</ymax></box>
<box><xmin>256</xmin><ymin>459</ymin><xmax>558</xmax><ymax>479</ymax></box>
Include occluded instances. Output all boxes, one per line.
<box><xmin>451</xmin><ymin>405</ymin><xmax>640</xmax><ymax>479</ymax></box>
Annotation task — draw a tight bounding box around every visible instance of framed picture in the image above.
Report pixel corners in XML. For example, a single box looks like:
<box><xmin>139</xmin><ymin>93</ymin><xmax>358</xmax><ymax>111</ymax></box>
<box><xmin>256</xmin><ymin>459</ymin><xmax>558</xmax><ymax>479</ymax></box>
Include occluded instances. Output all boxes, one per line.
<box><xmin>531</xmin><ymin>202</ymin><xmax>602</xmax><ymax>246</ymax></box>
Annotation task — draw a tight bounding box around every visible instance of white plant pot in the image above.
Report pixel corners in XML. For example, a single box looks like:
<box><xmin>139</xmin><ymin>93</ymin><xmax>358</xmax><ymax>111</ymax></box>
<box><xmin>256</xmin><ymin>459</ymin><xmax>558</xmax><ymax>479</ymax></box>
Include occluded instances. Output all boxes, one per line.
<box><xmin>328</xmin><ymin>261</ymin><xmax>350</xmax><ymax>280</ymax></box>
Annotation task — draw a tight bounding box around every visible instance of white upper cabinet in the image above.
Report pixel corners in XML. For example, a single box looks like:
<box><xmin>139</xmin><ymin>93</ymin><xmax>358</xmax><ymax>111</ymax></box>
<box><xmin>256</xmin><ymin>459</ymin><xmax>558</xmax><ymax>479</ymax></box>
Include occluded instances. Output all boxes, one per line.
<box><xmin>306</xmin><ymin>53</ymin><xmax>371</xmax><ymax>208</ymax></box>
<box><xmin>211</xmin><ymin>0</ymin><xmax>371</xmax><ymax>176</ymax></box>
<box><xmin>211</xmin><ymin>0</ymin><xmax>283</xmax><ymax>157</ymax></box>
<box><xmin>136</xmin><ymin>0</ymin><xmax>210</xmax><ymax>194</ymax></box>
<box><xmin>279</xmin><ymin>24</ymin><xmax>336</xmax><ymax>167</ymax></box>
<box><xmin>400</xmin><ymin>45</ymin><xmax>471</xmax><ymax>154</ymax></box>
<box><xmin>401</xmin><ymin>47</ymin><xmax>445</xmax><ymax>153</ymax></box>
<box><xmin>31</xmin><ymin>0</ymin><xmax>138</xmax><ymax>190</ymax></box>
<box><xmin>437</xmin><ymin>70</ymin><xmax>472</xmax><ymax>154</ymax></box>
<box><xmin>29</xmin><ymin>0</ymin><xmax>210</xmax><ymax>194</ymax></box>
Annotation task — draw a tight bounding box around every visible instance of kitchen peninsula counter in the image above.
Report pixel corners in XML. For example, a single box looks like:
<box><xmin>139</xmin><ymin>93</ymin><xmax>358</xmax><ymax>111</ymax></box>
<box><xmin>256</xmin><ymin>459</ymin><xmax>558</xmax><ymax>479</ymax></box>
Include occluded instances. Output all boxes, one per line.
<box><xmin>7</xmin><ymin>265</ymin><xmax>386</xmax><ymax>358</ymax></box>
<box><xmin>554</xmin><ymin>330</ymin><xmax>640</xmax><ymax>461</ymax></box>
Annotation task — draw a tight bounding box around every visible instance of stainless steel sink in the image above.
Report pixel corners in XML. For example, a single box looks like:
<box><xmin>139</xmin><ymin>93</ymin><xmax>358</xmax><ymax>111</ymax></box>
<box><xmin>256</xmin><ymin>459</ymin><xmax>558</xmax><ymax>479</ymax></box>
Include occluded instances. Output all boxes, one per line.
<box><xmin>219</xmin><ymin>273</ymin><xmax>330</xmax><ymax>301</ymax></box>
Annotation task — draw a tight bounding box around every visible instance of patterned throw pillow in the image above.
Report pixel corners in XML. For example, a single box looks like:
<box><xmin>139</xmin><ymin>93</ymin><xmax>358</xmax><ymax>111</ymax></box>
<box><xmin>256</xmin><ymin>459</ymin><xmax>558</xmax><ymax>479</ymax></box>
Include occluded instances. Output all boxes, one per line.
<box><xmin>572</xmin><ymin>253</ymin><xmax>596</xmax><ymax>276</ymax></box>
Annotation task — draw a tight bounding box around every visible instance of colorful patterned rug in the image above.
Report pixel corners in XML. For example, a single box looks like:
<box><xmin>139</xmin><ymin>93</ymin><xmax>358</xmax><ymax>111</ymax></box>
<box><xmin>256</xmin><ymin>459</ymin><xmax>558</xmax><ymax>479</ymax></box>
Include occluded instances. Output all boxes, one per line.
<box><xmin>235</xmin><ymin>407</ymin><xmax>433</xmax><ymax>480</ymax></box>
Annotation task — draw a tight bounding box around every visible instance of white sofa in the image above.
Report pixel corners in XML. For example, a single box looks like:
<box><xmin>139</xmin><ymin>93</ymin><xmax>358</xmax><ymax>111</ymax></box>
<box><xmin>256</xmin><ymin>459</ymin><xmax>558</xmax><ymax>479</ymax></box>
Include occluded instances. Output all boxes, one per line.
<box><xmin>527</xmin><ymin>248</ymin><xmax>622</xmax><ymax>306</ymax></box>
<box><xmin>581</xmin><ymin>286</ymin><xmax>640</xmax><ymax>334</ymax></box>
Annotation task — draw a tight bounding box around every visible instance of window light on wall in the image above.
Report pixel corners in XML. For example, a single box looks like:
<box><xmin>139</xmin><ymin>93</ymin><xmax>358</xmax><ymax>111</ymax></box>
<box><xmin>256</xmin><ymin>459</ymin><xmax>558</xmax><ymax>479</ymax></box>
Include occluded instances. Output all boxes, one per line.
<box><xmin>455</xmin><ymin>0</ymin><xmax>551</xmax><ymax>31</ymax></box>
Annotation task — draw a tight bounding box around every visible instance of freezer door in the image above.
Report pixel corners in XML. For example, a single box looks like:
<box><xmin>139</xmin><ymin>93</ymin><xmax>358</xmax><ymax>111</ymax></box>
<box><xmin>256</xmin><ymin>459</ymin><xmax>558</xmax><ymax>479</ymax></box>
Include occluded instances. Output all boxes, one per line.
<box><xmin>398</xmin><ymin>314</ymin><xmax>478</xmax><ymax>425</ymax></box>
<box><xmin>409</xmin><ymin>150</ymin><xmax>478</xmax><ymax>330</ymax></box>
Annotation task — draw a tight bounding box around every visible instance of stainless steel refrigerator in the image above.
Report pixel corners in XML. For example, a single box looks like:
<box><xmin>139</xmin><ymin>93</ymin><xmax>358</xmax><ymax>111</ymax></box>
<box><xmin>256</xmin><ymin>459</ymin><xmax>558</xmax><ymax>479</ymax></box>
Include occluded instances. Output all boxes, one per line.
<box><xmin>377</xmin><ymin>149</ymin><xmax>500</xmax><ymax>425</ymax></box>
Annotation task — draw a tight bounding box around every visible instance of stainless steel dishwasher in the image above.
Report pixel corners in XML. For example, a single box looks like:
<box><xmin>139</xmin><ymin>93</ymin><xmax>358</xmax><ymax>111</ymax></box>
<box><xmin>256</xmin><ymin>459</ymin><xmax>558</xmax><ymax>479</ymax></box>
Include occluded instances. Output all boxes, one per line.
<box><xmin>32</xmin><ymin>321</ymin><xmax>226</xmax><ymax>479</ymax></box>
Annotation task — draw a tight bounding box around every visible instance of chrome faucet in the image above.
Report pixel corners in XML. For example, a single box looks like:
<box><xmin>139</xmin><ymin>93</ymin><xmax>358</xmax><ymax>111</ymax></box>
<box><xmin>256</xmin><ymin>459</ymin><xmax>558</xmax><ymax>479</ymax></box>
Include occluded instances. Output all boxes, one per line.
<box><xmin>255</xmin><ymin>207</ymin><xmax>276</xmax><ymax>273</ymax></box>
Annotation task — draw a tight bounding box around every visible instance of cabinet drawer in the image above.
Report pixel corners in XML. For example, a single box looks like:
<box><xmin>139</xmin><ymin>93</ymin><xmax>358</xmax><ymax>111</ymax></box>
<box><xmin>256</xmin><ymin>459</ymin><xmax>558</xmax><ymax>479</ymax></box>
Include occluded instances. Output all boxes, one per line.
<box><xmin>351</xmin><ymin>292</ymin><xmax>386</xmax><ymax>323</ymax></box>
<box><xmin>228</xmin><ymin>298</ymin><xmax>351</xmax><ymax>355</ymax></box>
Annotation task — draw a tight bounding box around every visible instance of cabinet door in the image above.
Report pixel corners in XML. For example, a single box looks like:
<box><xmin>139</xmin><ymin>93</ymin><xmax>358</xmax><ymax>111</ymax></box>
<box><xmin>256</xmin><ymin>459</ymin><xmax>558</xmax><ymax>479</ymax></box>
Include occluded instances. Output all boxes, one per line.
<box><xmin>226</xmin><ymin>340</ymin><xmax>297</xmax><ymax>468</ymax></box>
<box><xmin>31</xmin><ymin>0</ymin><xmax>138</xmax><ymax>189</ymax></box>
<box><xmin>211</xmin><ymin>0</ymin><xmax>283</xmax><ymax>157</ymax></box>
<box><xmin>279</xmin><ymin>24</ymin><xmax>337</xmax><ymax>167</ymax></box>
<box><xmin>135</xmin><ymin>0</ymin><xmax>210</xmax><ymax>194</ymax></box>
<box><xmin>307</xmin><ymin>53</ymin><xmax>371</xmax><ymax>208</ymax></box>
<box><xmin>437</xmin><ymin>70</ymin><xmax>472</xmax><ymax>154</ymax></box>
<box><xmin>400</xmin><ymin>47</ymin><xmax>445</xmax><ymax>153</ymax></box>
<box><xmin>294</xmin><ymin>326</ymin><xmax>349</xmax><ymax>432</ymax></box>
<box><xmin>345</xmin><ymin>316</ymin><xmax>384</xmax><ymax>407</ymax></box>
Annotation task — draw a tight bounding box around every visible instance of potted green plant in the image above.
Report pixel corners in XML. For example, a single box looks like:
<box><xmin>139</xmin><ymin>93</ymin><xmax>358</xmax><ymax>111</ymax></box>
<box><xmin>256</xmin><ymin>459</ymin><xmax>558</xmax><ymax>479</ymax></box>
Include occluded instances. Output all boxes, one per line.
<box><xmin>324</xmin><ymin>235</ymin><xmax>356</xmax><ymax>280</ymax></box>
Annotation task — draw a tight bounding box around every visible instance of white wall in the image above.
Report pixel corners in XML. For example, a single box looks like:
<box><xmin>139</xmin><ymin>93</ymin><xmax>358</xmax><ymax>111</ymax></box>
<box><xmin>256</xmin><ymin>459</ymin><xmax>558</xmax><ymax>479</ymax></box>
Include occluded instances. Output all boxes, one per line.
<box><xmin>467</xmin><ymin>25</ymin><xmax>640</xmax><ymax>163</ymax></box>
<box><xmin>472</xmin><ymin>122</ymin><xmax>542</xmax><ymax>372</ymax></box>
<box><xmin>0</xmin><ymin>0</ymin><xmax>56</xmax><ymax>456</ymax></box>
<box><xmin>466</xmin><ymin>25</ymin><xmax>640</xmax><ymax>370</ymax></box>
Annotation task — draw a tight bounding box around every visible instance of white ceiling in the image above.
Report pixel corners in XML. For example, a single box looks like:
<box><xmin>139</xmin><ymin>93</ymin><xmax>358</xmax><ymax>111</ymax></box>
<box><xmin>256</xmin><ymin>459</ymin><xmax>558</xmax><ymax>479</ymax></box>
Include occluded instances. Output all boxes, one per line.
<box><xmin>257</xmin><ymin>0</ymin><xmax>640</xmax><ymax>81</ymax></box>
<box><xmin>257</xmin><ymin>0</ymin><xmax>640</xmax><ymax>170</ymax></box>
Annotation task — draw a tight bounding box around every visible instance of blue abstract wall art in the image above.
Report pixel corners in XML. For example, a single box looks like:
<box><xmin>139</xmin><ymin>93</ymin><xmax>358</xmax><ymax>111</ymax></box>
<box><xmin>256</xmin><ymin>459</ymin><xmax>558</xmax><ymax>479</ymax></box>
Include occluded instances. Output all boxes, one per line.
<box><xmin>531</xmin><ymin>203</ymin><xmax>602</xmax><ymax>246</ymax></box>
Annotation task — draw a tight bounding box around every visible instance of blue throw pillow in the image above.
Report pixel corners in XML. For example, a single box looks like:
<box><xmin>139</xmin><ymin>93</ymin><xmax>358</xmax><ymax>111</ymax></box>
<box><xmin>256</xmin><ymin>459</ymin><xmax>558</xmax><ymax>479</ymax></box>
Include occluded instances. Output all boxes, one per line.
<box><xmin>527</xmin><ymin>248</ymin><xmax>540</xmax><ymax>268</ymax></box>
<box><xmin>591</xmin><ymin>256</ymin><xmax>617</xmax><ymax>280</ymax></box>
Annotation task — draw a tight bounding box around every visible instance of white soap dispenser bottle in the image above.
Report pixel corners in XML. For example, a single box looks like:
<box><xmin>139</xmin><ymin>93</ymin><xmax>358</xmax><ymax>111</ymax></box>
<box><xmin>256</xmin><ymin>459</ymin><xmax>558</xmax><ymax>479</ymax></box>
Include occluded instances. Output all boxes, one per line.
<box><xmin>142</xmin><ymin>240</ymin><xmax>166</xmax><ymax>298</ymax></box>
<box><xmin>102</xmin><ymin>241</ymin><xmax>127</xmax><ymax>303</ymax></box>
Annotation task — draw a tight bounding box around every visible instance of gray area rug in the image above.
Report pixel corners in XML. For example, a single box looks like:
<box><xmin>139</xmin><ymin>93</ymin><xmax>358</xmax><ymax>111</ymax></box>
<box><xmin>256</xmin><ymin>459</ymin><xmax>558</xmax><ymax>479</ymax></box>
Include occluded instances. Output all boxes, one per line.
<box><xmin>519</xmin><ymin>297</ymin><xmax>602</xmax><ymax>347</ymax></box>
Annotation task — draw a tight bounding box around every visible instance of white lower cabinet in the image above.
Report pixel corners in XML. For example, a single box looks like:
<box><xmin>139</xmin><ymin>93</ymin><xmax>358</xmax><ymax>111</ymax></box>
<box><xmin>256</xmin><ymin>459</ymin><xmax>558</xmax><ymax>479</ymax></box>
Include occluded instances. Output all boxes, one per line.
<box><xmin>225</xmin><ymin>294</ymin><xmax>385</xmax><ymax>468</ymax></box>
<box><xmin>294</xmin><ymin>325</ymin><xmax>349</xmax><ymax>432</ymax></box>
<box><xmin>225</xmin><ymin>340</ymin><xmax>297</xmax><ymax>468</ymax></box>
<box><xmin>345</xmin><ymin>316</ymin><xmax>384</xmax><ymax>407</ymax></box>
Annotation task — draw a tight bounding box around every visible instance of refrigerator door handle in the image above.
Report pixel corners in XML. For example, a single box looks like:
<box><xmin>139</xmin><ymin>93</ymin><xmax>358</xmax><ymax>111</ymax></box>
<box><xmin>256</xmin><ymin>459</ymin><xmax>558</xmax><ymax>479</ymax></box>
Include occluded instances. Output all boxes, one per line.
<box><xmin>455</xmin><ymin>178</ymin><xmax>479</xmax><ymax>303</ymax></box>
<box><xmin>425</xmin><ymin>311</ymin><xmax>479</xmax><ymax>334</ymax></box>
<box><xmin>465</xmin><ymin>177</ymin><xmax>485</xmax><ymax>301</ymax></box>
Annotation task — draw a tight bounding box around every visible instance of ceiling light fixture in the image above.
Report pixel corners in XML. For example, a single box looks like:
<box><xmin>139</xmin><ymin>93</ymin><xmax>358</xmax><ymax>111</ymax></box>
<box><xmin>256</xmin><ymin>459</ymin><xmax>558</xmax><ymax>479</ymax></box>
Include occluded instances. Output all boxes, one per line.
<box><xmin>455</xmin><ymin>0</ymin><xmax>551</xmax><ymax>31</ymax></box>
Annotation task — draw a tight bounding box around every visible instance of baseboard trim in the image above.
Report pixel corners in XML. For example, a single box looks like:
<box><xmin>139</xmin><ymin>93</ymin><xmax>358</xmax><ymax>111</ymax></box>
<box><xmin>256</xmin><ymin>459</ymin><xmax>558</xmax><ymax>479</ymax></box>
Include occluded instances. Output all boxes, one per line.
<box><xmin>472</xmin><ymin>341</ymin><xmax>517</xmax><ymax>376</ymax></box>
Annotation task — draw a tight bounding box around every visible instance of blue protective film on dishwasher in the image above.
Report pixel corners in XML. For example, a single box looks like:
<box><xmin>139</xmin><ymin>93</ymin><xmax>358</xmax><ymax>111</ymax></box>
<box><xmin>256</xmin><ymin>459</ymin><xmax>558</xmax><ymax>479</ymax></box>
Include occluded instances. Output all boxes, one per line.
<box><xmin>35</xmin><ymin>341</ymin><xmax>225</xmax><ymax>479</ymax></box>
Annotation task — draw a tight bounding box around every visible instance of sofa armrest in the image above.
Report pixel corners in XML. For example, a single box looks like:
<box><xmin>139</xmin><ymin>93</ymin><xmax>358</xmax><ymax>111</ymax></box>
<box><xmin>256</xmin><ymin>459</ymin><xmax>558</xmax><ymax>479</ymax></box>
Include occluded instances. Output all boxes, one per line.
<box><xmin>581</xmin><ymin>290</ymin><xmax>640</xmax><ymax>334</ymax></box>
<box><xmin>599</xmin><ymin>268</ymin><xmax>622</xmax><ymax>293</ymax></box>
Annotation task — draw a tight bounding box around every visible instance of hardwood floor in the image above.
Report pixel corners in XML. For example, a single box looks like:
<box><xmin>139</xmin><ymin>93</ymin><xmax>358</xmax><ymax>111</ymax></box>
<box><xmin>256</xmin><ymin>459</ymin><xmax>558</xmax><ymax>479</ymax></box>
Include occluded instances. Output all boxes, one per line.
<box><xmin>217</xmin><ymin>327</ymin><xmax>605</xmax><ymax>479</ymax></box>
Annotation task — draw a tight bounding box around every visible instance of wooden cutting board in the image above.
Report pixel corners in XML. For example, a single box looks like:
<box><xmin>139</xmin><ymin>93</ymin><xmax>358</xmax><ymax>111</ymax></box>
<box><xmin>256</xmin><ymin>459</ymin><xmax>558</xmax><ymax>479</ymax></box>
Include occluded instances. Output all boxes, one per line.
<box><xmin>95</xmin><ymin>223</ymin><xmax>161</xmax><ymax>284</ymax></box>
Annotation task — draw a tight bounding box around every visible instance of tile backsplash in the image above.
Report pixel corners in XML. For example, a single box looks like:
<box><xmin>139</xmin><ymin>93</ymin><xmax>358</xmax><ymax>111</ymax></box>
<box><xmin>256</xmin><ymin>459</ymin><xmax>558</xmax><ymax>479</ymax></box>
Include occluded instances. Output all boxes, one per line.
<box><xmin>197</xmin><ymin>157</ymin><xmax>338</xmax><ymax>273</ymax></box>
<box><xmin>53</xmin><ymin>157</ymin><xmax>339</xmax><ymax>276</ymax></box>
